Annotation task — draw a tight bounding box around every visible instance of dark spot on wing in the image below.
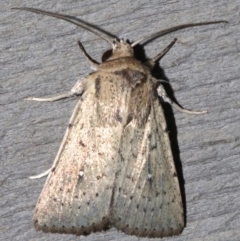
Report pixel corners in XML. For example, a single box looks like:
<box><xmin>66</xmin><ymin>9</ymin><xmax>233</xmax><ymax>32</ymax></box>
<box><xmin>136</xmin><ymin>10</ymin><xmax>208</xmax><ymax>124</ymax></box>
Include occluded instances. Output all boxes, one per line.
<box><xmin>126</xmin><ymin>113</ymin><xmax>133</xmax><ymax>125</ymax></box>
<box><xmin>79</xmin><ymin>140</ymin><xmax>86</xmax><ymax>147</ymax></box>
<box><xmin>114</xmin><ymin>68</ymin><xmax>146</xmax><ymax>88</ymax></box>
<box><xmin>115</xmin><ymin>109</ymin><xmax>122</xmax><ymax>123</ymax></box>
<box><xmin>95</xmin><ymin>76</ymin><xmax>101</xmax><ymax>98</ymax></box>
<box><xmin>109</xmin><ymin>185</ymin><xmax>116</xmax><ymax>210</ymax></box>
<box><xmin>151</xmin><ymin>144</ymin><xmax>157</xmax><ymax>150</ymax></box>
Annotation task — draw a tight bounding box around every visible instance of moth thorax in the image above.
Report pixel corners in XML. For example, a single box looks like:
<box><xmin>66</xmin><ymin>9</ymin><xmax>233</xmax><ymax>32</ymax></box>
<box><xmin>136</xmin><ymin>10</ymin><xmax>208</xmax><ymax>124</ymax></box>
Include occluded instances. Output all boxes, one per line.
<box><xmin>111</xmin><ymin>39</ymin><xmax>134</xmax><ymax>59</ymax></box>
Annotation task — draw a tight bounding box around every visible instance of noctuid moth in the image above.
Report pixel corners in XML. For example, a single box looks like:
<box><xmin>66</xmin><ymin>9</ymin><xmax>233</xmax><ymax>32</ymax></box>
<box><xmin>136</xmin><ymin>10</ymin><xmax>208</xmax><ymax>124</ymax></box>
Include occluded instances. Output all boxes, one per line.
<box><xmin>14</xmin><ymin>7</ymin><xmax>227</xmax><ymax>238</ymax></box>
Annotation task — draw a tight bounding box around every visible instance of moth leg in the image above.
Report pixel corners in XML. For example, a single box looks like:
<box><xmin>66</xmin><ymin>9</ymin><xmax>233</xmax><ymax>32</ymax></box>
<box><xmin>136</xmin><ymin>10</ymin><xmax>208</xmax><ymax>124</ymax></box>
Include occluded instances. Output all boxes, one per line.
<box><xmin>25</xmin><ymin>92</ymin><xmax>74</xmax><ymax>102</ymax></box>
<box><xmin>77</xmin><ymin>40</ymin><xmax>99</xmax><ymax>69</ymax></box>
<box><xmin>29</xmin><ymin>167</ymin><xmax>51</xmax><ymax>179</ymax></box>
<box><xmin>145</xmin><ymin>38</ymin><xmax>177</xmax><ymax>69</ymax></box>
<box><xmin>26</xmin><ymin>76</ymin><xmax>87</xmax><ymax>102</ymax></box>
<box><xmin>29</xmin><ymin>99</ymin><xmax>83</xmax><ymax>179</ymax></box>
<box><xmin>157</xmin><ymin>84</ymin><xmax>207</xmax><ymax>114</ymax></box>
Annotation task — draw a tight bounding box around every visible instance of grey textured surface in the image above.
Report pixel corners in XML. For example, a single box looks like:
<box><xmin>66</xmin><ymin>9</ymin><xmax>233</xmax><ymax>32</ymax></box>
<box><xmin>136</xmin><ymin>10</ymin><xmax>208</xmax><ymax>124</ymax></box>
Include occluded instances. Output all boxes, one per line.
<box><xmin>1</xmin><ymin>0</ymin><xmax>240</xmax><ymax>241</ymax></box>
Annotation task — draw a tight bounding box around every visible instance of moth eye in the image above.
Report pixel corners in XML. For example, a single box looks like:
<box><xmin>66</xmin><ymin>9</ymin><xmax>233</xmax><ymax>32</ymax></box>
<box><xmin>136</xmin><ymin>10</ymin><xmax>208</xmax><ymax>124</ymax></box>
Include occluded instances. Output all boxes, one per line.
<box><xmin>102</xmin><ymin>49</ymin><xmax>112</xmax><ymax>62</ymax></box>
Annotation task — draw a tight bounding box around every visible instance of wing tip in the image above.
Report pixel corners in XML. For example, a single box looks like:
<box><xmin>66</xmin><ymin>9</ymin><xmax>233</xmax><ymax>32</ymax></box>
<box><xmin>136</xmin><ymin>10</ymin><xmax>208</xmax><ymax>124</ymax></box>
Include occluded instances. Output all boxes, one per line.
<box><xmin>33</xmin><ymin>217</ymin><xmax>110</xmax><ymax>236</ymax></box>
<box><xmin>116</xmin><ymin>224</ymin><xmax>184</xmax><ymax>238</ymax></box>
<box><xmin>33</xmin><ymin>216</ymin><xmax>183</xmax><ymax>238</ymax></box>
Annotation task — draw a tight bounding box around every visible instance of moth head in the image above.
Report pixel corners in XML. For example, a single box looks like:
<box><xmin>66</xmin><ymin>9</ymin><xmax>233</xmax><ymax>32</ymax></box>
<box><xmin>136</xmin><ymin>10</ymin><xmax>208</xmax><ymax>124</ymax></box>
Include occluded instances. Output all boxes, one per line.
<box><xmin>108</xmin><ymin>39</ymin><xmax>134</xmax><ymax>60</ymax></box>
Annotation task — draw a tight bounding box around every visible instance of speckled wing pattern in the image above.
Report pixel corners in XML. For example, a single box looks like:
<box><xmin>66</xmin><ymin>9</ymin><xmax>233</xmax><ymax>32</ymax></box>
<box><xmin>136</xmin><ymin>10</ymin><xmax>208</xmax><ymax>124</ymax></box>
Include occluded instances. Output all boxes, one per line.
<box><xmin>33</xmin><ymin>57</ymin><xmax>183</xmax><ymax>237</ymax></box>
<box><xmin>112</xmin><ymin>98</ymin><xmax>184</xmax><ymax>237</ymax></box>
<box><xmin>14</xmin><ymin>6</ymin><xmax>226</xmax><ymax>239</ymax></box>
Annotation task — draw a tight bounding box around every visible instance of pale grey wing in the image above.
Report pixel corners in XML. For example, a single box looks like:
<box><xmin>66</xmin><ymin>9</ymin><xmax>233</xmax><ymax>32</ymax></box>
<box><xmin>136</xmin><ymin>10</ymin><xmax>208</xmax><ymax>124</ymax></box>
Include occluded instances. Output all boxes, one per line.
<box><xmin>33</xmin><ymin>80</ymin><xmax>121</xmax><ymax>235</ymax></box>
<box><xmin>111</xmin><ymin>98</ymin><xmax>184</xmax><ymax>238</ymax></box>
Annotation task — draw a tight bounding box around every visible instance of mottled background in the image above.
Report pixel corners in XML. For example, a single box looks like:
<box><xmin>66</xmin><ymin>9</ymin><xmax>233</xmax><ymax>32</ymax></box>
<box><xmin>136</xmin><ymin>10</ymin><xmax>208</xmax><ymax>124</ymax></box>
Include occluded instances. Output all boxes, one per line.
<box><xmin>1</xmin><ymin>0</ymin><xmax>240</xmax><ymax>240</ymax></box>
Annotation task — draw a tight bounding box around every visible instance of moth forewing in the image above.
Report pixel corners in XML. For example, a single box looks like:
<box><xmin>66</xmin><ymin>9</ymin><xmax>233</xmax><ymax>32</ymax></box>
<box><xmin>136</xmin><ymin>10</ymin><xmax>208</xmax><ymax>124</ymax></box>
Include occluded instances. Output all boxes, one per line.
<box><xmin>111</xmin><ymin>96</ymin><xmax>184</xmax><ymax>237</ymax></box>
<box><xmin>15</xmin><ymin>7</ymin><xmax>227</xmax><ymax>238</ymax></box>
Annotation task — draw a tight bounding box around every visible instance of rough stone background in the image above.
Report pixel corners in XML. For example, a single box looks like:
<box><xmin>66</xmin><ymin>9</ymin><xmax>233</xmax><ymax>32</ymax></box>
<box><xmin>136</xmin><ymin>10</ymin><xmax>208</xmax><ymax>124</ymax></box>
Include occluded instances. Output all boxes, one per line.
<box><xmin>1</xmin><ymin>0</ymin><xmax>240</xmax><ymax>241</ymax></box>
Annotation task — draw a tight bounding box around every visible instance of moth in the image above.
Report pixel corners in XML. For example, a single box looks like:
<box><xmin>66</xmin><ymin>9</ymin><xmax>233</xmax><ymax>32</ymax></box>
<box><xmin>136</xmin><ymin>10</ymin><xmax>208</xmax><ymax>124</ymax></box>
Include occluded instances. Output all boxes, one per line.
<box><xmin>15</xmin><ymin>7</ymin><xmax>227</xmax><ymax>238</ymax></box>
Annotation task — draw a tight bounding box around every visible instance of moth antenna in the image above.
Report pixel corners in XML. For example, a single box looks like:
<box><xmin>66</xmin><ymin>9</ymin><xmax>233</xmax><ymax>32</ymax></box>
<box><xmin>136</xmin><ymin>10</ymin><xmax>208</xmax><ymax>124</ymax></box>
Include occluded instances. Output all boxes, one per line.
<box><xmin>77</xmin><ymin>40</ymin><xmax>99</xmax><ymax>69</ymax></box>
<box><xmin>131</xmin><ymin>20</ymin><xmax>228</xmax><ymax>47</ymax></box>
<box><xmin>12</xmin><ymin>7</ymin><xmax>113</xmax><ymax>46</ymax></box>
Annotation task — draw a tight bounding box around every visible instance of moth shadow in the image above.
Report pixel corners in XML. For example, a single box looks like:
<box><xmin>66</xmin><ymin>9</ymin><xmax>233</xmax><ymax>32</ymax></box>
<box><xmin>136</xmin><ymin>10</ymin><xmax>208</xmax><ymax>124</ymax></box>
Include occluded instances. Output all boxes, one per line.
<box><xmin>134</xmin><ymin>43</ymin><xmax>187</xmax><ymax>225</ymax></box>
